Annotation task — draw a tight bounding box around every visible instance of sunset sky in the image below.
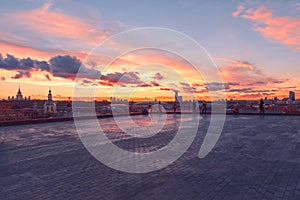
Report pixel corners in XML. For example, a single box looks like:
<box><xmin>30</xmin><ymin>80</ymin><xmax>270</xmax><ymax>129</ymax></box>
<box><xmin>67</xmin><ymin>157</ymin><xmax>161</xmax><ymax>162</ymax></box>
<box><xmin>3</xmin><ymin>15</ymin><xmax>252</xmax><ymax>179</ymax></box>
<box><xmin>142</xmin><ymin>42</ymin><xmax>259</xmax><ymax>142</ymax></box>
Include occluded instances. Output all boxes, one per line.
<box><xmin>0</xmin><ymin>0</ymin><xmax>299</xmax><ymax>101</ymax></box>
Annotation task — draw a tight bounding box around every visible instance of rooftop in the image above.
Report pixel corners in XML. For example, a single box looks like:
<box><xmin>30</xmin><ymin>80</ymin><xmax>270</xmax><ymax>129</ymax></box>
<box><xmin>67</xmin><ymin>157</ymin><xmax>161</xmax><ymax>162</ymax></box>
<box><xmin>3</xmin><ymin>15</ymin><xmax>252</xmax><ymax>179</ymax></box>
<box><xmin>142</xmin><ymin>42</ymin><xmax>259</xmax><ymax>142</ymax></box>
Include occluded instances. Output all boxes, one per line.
<box><xmin>1</xmin><ymin>115</ymin><xmax>300</xmax><ymax>199</ymax></box>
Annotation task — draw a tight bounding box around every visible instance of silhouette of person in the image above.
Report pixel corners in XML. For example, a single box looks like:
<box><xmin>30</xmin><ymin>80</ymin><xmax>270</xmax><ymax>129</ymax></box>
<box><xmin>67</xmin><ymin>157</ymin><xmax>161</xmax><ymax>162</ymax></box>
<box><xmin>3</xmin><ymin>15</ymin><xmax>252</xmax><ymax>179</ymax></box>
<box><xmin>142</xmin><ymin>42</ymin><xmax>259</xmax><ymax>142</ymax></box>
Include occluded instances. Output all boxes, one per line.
<box><xmin>142</xmin><ymin>108</ymin><xmax>149</xmax><ymax>115</ymax></box>
<box><xmin>202</xmin><ymin>100</ymin><xmax>207</xmax><ymax>114</ymax></box>
<box><xmin>259</xmin><ymin>98</ymin><xmax>265</xmax><ymax>115</ymax></box>
<box><xmin>158</xmin><ymin>101</ymin><xmax>162</xmax><ymax>113</ymax></box>
<box><xmin>233</xmin><ymin>103</ymin><xmax>239</xmax><ymax>114</ymax></box>
<box><xmin>173</xmin><ymin>101</ymin><xmax>177</xmax><ymax>113</ymax></box>
<box><xmin>148</xmin><ymin>102</ymin><xmax>152</xmax><ymax>113</ymax></box>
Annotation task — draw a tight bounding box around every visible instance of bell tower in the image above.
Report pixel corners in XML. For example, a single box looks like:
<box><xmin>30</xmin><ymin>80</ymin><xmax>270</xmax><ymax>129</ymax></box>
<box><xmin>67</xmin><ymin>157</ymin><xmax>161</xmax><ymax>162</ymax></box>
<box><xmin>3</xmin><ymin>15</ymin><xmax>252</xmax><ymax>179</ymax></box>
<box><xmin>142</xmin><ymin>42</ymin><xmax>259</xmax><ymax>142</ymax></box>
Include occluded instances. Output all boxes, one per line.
<box><xmin>48</xmin><ymin>89</ymin><xmax>52</xmax><ymax>101</ymax></box>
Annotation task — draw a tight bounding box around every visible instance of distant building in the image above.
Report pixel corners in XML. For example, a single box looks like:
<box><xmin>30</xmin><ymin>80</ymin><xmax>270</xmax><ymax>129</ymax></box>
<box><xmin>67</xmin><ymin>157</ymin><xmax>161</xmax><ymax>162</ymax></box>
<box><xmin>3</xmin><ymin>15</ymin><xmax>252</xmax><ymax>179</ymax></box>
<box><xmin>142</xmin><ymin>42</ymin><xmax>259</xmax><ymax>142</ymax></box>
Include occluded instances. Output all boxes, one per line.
<box><xmin>289</xmin><ymin>91</ymin><xmax>296</xmax><ymax>101</ymax></box>
<box><xmin>44</xmin><ymin>89</ymin><xmax>56</xmax><ymax>114</ymax></box>
<box><xmin>174</xmin><ymin>91</ymin><xmax>182</xmax><ymax>103</ymax></box>
<box><xmin>177</xmin><ymin>96</ymin><xmax>183</xmax><ymax>103</ymax></box>
<box><xmin>16</xmin><ymin>86</ymin><xmax>23</xmax><ymax>100</ymax></box>
<box><xmin>8</xmin><ymin>86</ymin><xmax>30</xmax><ymax>100</ymax></box>
<box><xmin>282</xmin><ymin>98</ymin><xmax>289</xmax><ymax>102</ymax></box>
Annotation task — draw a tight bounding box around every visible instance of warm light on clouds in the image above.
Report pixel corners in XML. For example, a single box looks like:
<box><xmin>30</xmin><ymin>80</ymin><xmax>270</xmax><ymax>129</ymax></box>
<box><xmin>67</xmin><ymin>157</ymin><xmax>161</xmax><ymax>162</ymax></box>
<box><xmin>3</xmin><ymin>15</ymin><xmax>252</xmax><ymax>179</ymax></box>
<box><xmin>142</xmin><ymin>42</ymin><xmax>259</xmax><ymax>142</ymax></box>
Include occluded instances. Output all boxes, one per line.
<box><xmin>215</xmin><ymin>57</ymin><xmax>295</xmax><ymax>99</ymax></box>
<box><xmin>0</xmin><ymin>2</ymin><xmax>126</xmax><ymax>62</ymax></box>
<box><xmin>0</xmin><ymin>41</ymin><xmax>57</xmax><ymax>61</ymax></box>
<box><xmin>4</xmin><ymin>2</ymin><xmax>110</xmax><ymax>46</ymax></box>
<box><xmin>233</xmin><ymin>5</ymin><xmax>300</xmax><ymax>51</ymax></box>
<box><xmin>0</xmin><ymin>1</ymin><xmax>299</xmax><ymax>101</ymax></box>
<box><xmin>232</xmin><ymin>5</ymin><xmax>245</xmax><ymax>17</ymax></box>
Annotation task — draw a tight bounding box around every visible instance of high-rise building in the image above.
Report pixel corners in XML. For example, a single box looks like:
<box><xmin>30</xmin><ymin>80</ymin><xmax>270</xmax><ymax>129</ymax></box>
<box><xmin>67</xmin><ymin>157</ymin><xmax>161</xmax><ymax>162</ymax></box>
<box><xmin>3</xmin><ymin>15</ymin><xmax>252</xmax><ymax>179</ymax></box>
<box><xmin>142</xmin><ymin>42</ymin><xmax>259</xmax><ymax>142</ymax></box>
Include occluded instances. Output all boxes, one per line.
<box><xmin>174</xmin><ymin>91</ymin><xmax>178</xmax><ymax>102</ymax></box>
<box><xmin>16</xmin><ymin>86</ymin><xmax>23</xmax><ymax>100</ymax></box>
<box><xmin>8</xmin><ymin>86</ymin><xmax>30</xmax><ymax>100</ymax></box>
<box><xmin>174</xmin><ymin>91</ymin><xmax>182</xmax><ymax>103</ymax></box>
<box><xmin>289</xmin><ymin>91</ymin><xmax>296</xmax><ymax>101</ymax></box>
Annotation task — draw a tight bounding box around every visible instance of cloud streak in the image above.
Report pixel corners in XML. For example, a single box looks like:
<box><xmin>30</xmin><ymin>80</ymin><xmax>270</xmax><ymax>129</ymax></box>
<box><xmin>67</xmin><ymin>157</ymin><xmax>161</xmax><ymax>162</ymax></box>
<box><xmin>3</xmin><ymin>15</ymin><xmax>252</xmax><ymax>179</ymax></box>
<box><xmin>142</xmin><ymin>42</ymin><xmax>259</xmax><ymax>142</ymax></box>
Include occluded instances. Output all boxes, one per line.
<box><xmin>99</xmin><ymin>71</ymin><xmax>161</xmax><ymax>88</ymax></box>
<box><xmin>3</xmin><ymin>2</ymin><xmax>111</xmax><ymax>46</ymax></box>
<box><xmin>152</xmin><ymin>72</ymin><xmax>164</xmax><ymax>80</ymax></box>
<box><xmin>216</xmin><ymin>57</ymin><xmax>285</xmax><ymax>85</ymax></box>
<box><xmin>212</xmin><ymin>57</ymin><xmax>291</xmax><ymax>99</ymax></box>
<box><xmin>0</xmin><ymin>2</ymin><xmax>127</xmax><ymax>62</ymax></box>
<box><xmin>233</xmin><ymin>5</ymin><xmax>300</xmax><ymax>51</ymax></box>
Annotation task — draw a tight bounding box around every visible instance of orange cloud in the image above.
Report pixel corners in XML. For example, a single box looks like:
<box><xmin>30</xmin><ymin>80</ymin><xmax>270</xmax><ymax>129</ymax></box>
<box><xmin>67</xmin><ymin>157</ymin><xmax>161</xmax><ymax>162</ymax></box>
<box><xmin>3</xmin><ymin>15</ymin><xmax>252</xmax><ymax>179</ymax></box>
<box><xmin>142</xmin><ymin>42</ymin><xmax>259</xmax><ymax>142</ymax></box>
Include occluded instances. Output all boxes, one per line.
<box><xmin>3</xmin><ymin>2</ymin><xmax>111</xmax><ymax>47</ymax></box>
<box><xmin>233</xmin><ymin>6</ymin><xmax>300</xmax><ymax>51</ymax></box>
<box><xmin>216</xmin><ymin>57</ymin><xmax>254</xmax><ymax>70</ymax></box>
<box><xmin>217</xmin><ymin>57</ymin><xmax>285</xmax><ymax>85</ymax></box>
<box><xmin>111</xmin><ymin>49</ymin><xmax>201</xmax><ymax>77</ymax></box>
<box><xmin>0</xmin><ymin>41</ymin><xmax>57</xmax><ymax>61</ymax></box>
<box><xmin>214</xmin><ymin>57</ymin><xmax>295</xmax><ymax>99</ymax></box>
<box><xmin>0</xmin><ymin>39</ymin><xmax>89</xmax><ymax>61</ymax></box>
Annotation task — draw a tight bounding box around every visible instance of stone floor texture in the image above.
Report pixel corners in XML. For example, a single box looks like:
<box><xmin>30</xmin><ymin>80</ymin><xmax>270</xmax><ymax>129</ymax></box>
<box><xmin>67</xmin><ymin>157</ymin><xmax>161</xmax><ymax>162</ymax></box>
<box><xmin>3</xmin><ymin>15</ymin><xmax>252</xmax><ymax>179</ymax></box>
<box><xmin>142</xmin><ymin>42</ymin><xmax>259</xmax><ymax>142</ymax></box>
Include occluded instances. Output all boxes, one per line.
<box><xmin>1</xmin><ymin>115</ymin><xmax>300</xmax><ymax>200</ymax></box>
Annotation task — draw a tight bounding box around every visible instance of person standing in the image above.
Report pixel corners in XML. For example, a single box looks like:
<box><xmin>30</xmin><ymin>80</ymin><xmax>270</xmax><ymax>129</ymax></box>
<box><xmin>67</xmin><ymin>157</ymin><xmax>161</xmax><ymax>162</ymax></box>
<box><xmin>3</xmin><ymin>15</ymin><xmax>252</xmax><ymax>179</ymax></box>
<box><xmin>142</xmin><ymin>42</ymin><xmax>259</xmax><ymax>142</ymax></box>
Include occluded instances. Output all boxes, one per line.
<box><xmin>158</xmin><ymin>101</ymin><xmax>162</xmax><ymax>113</ymax></box>
<box><xmin>233</xmin><ymin>103</ymin><xmax>239</xmax><ymax>114</ymax></box>
<box><xmin>202</xmin><ymin>100</ymin><xmax>207</xmax><ymax>114</ymax></box>
<box><xmin>148</xmin><ymin>102</ymin><xmax>152</xmax><ymax>113</ymax></box>
<box><xmin>173</xmin><ymin>101</ymin><xmax>177</xmax><ymax>113</ymax></box>
<box><xmin>259</xmin><ymin>98</ymin><xmax>265</xmax><ymax>115</ymax></box>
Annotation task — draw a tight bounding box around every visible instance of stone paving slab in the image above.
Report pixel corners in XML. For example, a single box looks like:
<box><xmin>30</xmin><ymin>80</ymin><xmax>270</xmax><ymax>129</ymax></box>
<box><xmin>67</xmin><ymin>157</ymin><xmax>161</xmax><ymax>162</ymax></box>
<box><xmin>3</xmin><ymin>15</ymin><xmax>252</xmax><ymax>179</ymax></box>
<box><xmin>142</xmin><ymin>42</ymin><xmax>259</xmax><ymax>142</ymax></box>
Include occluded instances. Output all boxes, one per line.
<box><xmin>1</xmin><ymin>115</ymin><xmax>300</xmax><ymax>200</ymax></box>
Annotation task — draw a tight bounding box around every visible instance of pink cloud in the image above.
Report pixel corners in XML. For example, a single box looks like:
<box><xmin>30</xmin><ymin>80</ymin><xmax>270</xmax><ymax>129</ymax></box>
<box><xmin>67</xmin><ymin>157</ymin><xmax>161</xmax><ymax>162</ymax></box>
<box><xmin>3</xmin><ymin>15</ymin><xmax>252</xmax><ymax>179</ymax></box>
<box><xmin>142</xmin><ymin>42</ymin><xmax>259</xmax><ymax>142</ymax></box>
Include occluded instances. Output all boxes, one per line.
<box><xmin>0</xmin><ymin>40</ymin><xmax>88</xmax><ymax>61</ymax></box>
<box><xmin>179</xmin><ymin>82</ymin><xmax>204</xmax><ymax>94</ymax></box>
<box><xmin>114</xmin><ymin>49</ymin><xmax>196</xmax><ymax>73</ymax></box>
<box><xmin>233</xmin><ymin>6</ymin><xmax>300</xmax><ymax>51</ymax></box>
<box><xmin>212</xmin><ymin>57</ymin><xmax>293</xmax><ymax>99</ymax></box>
<box><xmin>232</xmin><ymin>5</ymin><xmax>245</xmax><ymax>17</ymax></box>
<box><xmin>216</xmin><ymin>57</ymin><xmax>254</xmax><ymax>70</ymax></box>
<box><xmin>4</xmin><ymin>3</ymin><xmax>111</xmax><ymax>46</ymax></box>
<box><xmin>152</xmin><ymin>72</ymin><xmax>164</xmax><ymax>80</ymax></box>
<box><xmin>217</xmin><ymin>57</ymin><xmax>285</xmax><ymax>85</ymax></box>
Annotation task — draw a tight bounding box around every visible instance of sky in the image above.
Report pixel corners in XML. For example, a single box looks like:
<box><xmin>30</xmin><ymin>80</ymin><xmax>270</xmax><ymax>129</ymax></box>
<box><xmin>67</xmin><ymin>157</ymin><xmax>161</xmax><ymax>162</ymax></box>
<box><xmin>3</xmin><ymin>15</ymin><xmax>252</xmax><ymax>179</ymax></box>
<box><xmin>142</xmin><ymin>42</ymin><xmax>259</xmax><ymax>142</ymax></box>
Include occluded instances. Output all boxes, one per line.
<box><xmin>0</xmin><ymin>0</ymin><xmax>300</xmax><ymax>101</ymax></box>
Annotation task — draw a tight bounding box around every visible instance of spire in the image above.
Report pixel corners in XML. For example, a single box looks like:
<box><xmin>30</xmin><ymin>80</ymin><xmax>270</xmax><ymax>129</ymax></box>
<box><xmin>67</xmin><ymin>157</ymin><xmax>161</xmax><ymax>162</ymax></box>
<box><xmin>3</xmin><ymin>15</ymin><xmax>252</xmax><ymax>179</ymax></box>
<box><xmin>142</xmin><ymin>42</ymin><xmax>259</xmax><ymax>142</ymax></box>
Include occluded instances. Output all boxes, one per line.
<box><xmin>16</xmin><ymin>85</ymin><xmax>23</xmax><ymax>100</ymax></box>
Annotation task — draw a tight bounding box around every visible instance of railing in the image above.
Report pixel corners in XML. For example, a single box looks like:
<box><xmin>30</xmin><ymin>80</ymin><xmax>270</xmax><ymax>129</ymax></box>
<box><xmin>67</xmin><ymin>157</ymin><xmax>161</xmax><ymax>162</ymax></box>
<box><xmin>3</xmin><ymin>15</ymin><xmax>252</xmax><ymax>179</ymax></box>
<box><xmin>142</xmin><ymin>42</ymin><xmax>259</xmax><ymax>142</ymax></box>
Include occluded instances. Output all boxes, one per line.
<box><xmin>1</xmin><ymin>104</ymin><xmax>300</xmax><ymax>122</ymax></box>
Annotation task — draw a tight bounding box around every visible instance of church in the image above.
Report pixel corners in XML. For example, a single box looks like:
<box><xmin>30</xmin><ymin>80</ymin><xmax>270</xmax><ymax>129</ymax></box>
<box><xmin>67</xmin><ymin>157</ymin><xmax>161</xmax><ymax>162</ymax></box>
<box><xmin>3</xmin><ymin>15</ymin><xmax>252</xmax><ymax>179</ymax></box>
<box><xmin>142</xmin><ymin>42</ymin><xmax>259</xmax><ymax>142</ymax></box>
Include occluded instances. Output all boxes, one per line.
<box><xmin>44</xmin><ymin>89</ymin><xmax>57</xmax><ymax>114</ymax></box>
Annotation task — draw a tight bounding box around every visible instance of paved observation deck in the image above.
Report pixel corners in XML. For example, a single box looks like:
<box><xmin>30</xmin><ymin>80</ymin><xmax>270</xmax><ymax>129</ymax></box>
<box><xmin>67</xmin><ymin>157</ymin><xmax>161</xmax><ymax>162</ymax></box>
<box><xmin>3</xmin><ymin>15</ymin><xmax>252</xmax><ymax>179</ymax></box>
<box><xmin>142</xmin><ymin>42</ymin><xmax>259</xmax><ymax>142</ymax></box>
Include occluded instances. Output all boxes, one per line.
<box><xmin>1</xmin><ymin>115</ymin><xmax>300</xmax><ymax>200</ymax></box>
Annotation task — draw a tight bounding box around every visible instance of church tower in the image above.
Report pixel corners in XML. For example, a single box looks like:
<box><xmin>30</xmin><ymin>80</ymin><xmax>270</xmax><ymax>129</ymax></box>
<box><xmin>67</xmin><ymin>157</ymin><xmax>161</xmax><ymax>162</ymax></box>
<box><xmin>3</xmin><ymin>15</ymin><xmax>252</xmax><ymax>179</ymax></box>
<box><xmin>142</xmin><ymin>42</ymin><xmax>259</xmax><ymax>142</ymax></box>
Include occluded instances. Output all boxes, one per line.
<box><xmin>48</xmin><ymin>89</ymin><xmax>53</xmax><ymax>101</ymax></box>
<box><xmin>44</xmin><ymin>89</ymin><xmax>57</xmax><ymax>114</ymax></box>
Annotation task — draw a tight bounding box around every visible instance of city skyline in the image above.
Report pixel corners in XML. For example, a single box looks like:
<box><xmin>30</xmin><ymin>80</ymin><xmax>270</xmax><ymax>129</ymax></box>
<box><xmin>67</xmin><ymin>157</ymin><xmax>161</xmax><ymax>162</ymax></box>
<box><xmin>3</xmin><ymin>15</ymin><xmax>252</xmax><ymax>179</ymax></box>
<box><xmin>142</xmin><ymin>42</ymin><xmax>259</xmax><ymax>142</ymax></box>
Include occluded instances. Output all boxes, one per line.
<box><xmin>1</xmin><ymin>0</ymin><xmax>300</xmax><ymax>101</ymax></box>
<box><xmin>3</xmin><ymin>85</ymin><xmax>297</xmax><ymax>103</ymax></box>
